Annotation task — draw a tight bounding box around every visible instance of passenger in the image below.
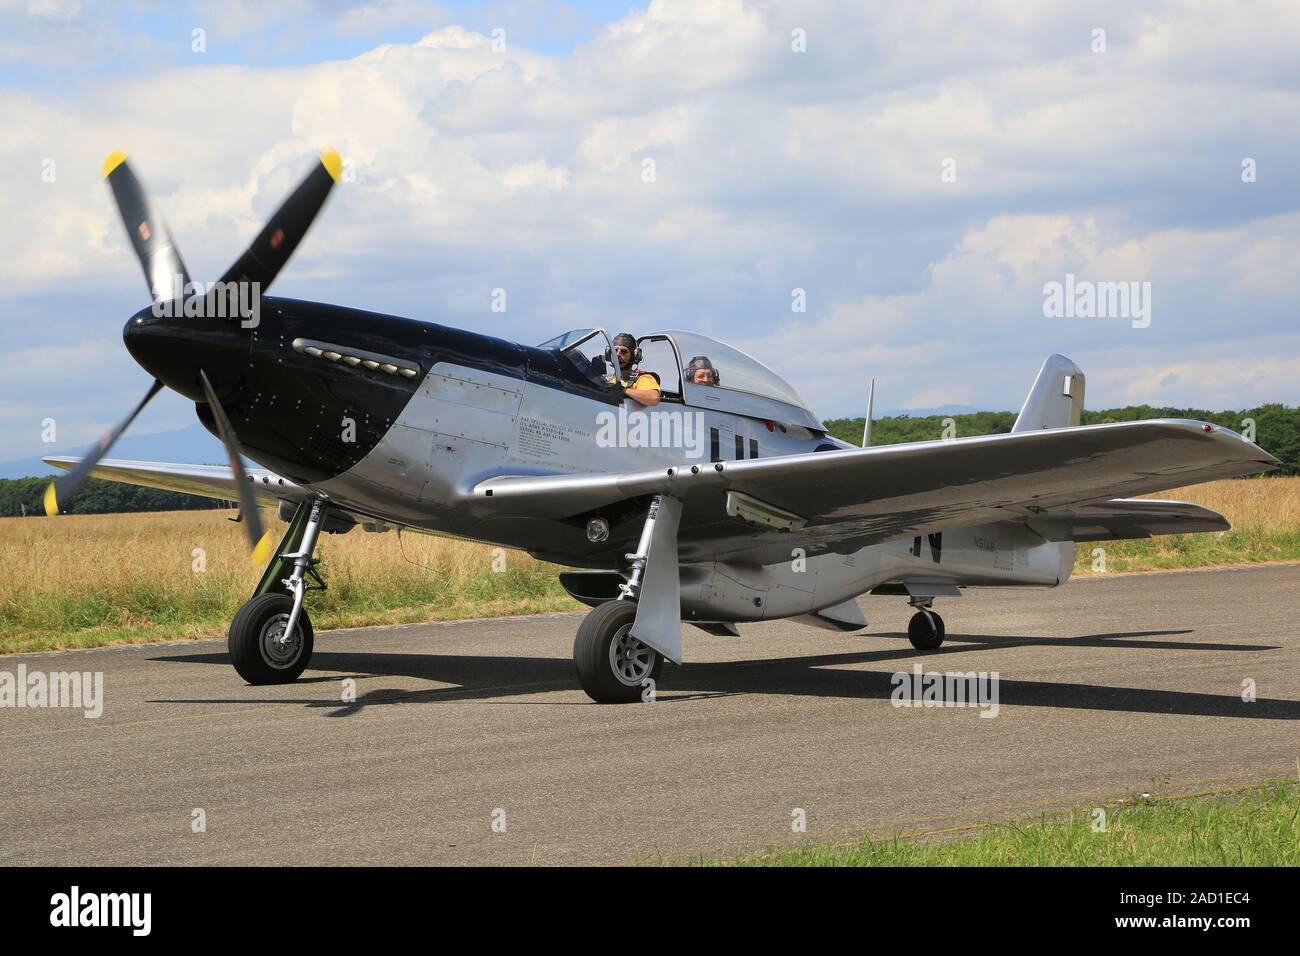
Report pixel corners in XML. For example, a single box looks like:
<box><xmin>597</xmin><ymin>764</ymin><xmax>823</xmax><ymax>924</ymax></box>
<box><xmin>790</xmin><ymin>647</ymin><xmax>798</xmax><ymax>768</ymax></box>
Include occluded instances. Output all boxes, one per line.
<box><xmin>608</xmin><ymin>332</ymin><xmax>661</xmax><ymax>407</ymax></box>
<box><xmin>685</xmin><ymin>355</ymin><xmax>719</xmax><ymax>386</ymax></box>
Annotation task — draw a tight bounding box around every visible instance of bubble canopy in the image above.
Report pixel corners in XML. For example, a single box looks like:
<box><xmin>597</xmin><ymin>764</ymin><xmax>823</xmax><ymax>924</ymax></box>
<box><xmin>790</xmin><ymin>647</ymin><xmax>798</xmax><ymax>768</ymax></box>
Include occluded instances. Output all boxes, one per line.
<box><xmin>539</xmin><ymin>328</ymin><xmax>812</xmax><ymax>414</ymax></box>
<box><xmin>664</xmin><ymin>331</ymin><xmax>811</xmax><ymax>411</ymax></box>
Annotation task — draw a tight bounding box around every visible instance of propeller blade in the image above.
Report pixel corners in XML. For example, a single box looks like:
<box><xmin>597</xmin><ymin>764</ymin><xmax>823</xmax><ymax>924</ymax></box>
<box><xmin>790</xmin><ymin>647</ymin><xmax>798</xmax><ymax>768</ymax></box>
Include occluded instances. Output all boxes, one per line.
<box><xmin>197</xmin><ymin>370</ymin><xmax>275</xmax><ymax>564</ymax></box>
<box><xmin>44</xmin><ymin>378</ymin><xmax>163</xmax><ymax>516</ymax></box>
<box><xmin>209</xmin><ymin>149</ymin><xmax>341</xmax><ymax>314</ymax></box>
<box><xmin>103</xmin><ymin>152</ymin><xmax>193</xmax><ymax>305</ymax></box>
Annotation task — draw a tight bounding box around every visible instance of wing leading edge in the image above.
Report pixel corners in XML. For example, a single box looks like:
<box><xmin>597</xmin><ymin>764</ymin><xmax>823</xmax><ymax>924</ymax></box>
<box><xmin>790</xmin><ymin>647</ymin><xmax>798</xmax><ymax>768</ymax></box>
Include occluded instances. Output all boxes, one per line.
<box><xmin>42</xmin><ymin>456</ymin><xmax>307</xmax><ymax>505</ymax></box>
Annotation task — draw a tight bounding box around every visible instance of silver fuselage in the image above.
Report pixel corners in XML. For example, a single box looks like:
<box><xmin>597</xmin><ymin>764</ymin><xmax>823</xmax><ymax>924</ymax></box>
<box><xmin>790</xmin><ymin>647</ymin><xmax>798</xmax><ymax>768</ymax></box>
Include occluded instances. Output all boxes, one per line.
<box><xmin>311</xmin><ymin>360</ymin><xmax>1070</xmax><ymax>624</ymax></box>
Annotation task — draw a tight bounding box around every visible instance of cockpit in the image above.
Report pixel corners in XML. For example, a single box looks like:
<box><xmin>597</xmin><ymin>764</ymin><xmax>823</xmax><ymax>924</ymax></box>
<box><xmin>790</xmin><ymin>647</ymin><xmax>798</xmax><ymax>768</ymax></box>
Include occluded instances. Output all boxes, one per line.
<box><xmin>537</xmin><ymin>328</ymin><xmax>617</xmax><ymax>383</ymax></box>
<box><xmin>537</xmin><ymin>328</ymin><xmax>821</xmax><ymax>429</ymax></box>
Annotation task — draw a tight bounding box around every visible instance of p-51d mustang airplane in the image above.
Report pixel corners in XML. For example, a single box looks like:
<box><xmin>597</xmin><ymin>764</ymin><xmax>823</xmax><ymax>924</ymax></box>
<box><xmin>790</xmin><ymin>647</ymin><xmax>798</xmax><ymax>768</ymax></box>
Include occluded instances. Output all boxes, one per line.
<box><xmin>45</xmin><ymin>150</ymin><xmax>1280</xmax><ymax>702</ymax></box>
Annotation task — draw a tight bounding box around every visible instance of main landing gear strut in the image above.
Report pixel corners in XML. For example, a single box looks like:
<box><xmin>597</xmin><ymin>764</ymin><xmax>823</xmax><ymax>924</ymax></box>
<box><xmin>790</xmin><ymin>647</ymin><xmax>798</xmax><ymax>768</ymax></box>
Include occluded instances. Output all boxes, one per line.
<box><xmin>229</xmin><ymin>498</ymin><xmax>329</xmax><ymax>684</ymax></box>
<box><xmin>573</xmin><ymin>494</ymin><xmax>680</xmax><ymax>703</ymax></box>
<box><xmin>907</xmin><ymin>597</ymin><xmax>945</xmax><ymax>651</ymax></box>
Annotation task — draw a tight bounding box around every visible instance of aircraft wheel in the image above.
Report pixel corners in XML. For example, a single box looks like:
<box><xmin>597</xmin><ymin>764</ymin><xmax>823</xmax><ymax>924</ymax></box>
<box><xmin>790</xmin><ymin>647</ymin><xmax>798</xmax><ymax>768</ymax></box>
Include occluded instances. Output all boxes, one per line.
<box><xmin>574</xmin><ymin>600</ymin><xmax>663</xmax><ymax>703</ymax></box>
<box><xmin>229</xmin><ymin>593</ymin><xmax>314</xmax><ymax>685</ymax></box>
<box><xmin>908</xmin><ymin>609</ymin><xmax>945</xmax><ymax>651</ymax></box>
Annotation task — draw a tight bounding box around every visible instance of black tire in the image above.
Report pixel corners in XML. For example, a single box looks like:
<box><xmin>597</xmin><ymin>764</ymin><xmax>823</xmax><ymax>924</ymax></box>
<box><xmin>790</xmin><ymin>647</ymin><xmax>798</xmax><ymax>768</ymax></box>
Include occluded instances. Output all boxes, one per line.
<box><xmin>229</xmin><ymin>592</ymin><xmax>314</xmax><ymax>685</ymax></box>
<box><xmin>573</xmin><ymin>600</ymin><xmax>664</xmax><ymax>703</ymax></box>
<box><xmin>907</xmin><ymin>609</ymin><xmax>945</xmax><ymax>651</ymax></box>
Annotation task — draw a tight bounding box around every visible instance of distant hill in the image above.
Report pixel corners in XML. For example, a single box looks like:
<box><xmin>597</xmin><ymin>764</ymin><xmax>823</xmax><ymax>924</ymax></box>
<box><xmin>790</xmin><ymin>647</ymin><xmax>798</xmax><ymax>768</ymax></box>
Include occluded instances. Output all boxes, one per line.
<box><xmin>0</xmin><ymin>423</ymin><xmax>230</xmax><ymax>480</ymax></box>
<box><xmin>877</xmin><ymin>404</ymin><xmax>990</xmax><ymax>418</ymax></box>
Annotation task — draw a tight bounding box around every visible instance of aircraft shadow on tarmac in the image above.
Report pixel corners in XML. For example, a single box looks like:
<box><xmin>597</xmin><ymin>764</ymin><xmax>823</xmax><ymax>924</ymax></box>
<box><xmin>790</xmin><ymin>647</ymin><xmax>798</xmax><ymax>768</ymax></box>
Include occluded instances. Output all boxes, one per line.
<box><xmin>149</xmin><ymin>627</ymin><xmax>1298</xmax><ymax>720</ymax></box>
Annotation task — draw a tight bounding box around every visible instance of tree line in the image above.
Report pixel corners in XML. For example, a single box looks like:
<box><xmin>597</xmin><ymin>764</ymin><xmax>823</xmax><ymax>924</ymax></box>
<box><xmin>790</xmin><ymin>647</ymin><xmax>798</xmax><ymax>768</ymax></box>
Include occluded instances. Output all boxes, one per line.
<box><xmin>0</xmin><ymin>476</ymin><xmax>234</xmax><ymax>517</ymax></box>
<box><xmin>825</xmin><ymin>403</ymin><xmax>1297</xmax><ymax>474</ymax></box>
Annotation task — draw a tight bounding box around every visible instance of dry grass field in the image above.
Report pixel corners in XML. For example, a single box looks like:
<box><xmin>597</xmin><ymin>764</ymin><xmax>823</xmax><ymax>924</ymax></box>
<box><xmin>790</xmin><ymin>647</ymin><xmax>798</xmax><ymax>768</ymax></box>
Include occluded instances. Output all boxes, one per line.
<box><xmin>1</xmin><ymin>477</ymin><xmax>1295</xmax><ymax>653</ymax></box>
<box><xmin>0</xmin><ymin>508</ymin><xmax>578</xmax><ymax>653</ymax></box>
<box><xmin>1071</xmin><ymin>476</ymin><xmax>1300</xmax><ymax>574</ymax></box>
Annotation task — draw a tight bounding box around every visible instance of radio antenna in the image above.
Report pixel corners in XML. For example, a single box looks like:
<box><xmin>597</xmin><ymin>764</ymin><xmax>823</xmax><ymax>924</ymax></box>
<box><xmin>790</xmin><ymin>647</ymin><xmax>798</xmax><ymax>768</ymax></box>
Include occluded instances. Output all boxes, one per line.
<box><xmin>861</xmin><ymin>378</ymin><xmax>876</xmax><ymax>447</ymax></box>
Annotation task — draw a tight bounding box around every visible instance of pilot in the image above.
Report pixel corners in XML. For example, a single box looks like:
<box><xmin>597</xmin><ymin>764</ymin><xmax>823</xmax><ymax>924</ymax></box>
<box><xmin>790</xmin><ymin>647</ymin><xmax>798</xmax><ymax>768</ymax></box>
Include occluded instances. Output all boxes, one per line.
<box><xmin>685</xmin><ymin>355</ymin><xmax>719</xmax><ymax>385</ymax></box>
<box><xmin>608</xmin><ymin>332</ymin><xmax>661</xmax><ymax>407</ymax></box>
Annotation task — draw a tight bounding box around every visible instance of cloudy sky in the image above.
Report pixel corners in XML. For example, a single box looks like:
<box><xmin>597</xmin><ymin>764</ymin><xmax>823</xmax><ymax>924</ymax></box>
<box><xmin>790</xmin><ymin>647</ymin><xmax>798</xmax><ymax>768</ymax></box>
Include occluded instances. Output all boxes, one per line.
<box><xmin>2</xmin><ymin>0</ymin><xmax>1298</xmax><ymax>463</ymax></box>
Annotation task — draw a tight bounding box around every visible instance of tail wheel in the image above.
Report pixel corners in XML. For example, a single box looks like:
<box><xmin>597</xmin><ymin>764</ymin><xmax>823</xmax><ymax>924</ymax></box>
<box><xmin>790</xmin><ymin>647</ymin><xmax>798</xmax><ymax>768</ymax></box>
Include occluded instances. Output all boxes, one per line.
<box><xmin>229</xmin><ymin>592</ymin><xmax>314</xmax><ymax>685</ymax></box>
<box><xmin>574</xmin><ymin>600</ymin><xmax>663</xmax><ymax>703</ymax></box>
<box><xmin>908</xmin><ymin>609</ymin><xmax>945</xmax><ymax>651</ymax></box>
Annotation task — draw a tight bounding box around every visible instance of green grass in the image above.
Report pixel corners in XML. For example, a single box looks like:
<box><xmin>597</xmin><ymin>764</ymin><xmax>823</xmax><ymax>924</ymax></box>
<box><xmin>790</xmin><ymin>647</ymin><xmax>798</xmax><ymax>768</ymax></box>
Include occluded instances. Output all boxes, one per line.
<box><xmin>719</xmin><ymin>782</ymin><xmax>1300</xmax><ymax>866</ymax></box>
<box><xmin>0</xmin><ymin>509</ymin><xmax>586</xmax><ymax>654</ymax></box>
<box><xmin>1074</xmin><ymin>530</ymin><xmax>1300</xmax><ymax>575</ymax></box>
<box><xmin>0</xmin><ymin>552</ymin><xmax>582</xmax><ymax>655</ymax></box>
<box><xmin>0</xmin><ymin>594</ymin><xmax>581</xmax><ymax>655</ymax></box>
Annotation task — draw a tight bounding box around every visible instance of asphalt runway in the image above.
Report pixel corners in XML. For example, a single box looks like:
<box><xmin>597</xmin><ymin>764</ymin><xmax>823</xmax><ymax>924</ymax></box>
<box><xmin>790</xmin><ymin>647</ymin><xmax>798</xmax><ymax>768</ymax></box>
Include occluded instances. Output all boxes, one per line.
<box><xmin>2</xmin><ymin>564</ymin><xmax>1296</xmax><ymax>865</ymax></box>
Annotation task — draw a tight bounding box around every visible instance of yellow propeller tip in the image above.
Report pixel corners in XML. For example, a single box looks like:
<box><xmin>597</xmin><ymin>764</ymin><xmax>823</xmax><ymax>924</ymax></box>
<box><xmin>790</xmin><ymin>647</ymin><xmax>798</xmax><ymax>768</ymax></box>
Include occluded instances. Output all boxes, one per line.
<box><xmin>320</xmin><ymin>148</ymin><xmax>342</xmax><ymax>183</ymax></box>
<box><xmin>250</xmin><ymin>531</ymin><xmax>275</xmax><ymax>566</ymax></box>
<box><xmin>102</xmin><ymin>150</ymin><xmax>127</xmax><ymax>179</ymax></box>
<box><xmin>42</xmin><ymin>483</ymin><xmax>59</xmax><ymax>517</ymax></box>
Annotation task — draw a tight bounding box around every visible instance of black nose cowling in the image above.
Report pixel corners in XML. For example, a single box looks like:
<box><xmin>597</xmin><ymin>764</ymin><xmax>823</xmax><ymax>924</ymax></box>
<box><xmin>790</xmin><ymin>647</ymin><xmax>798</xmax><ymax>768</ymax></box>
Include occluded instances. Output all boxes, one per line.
<box><xmin>123</xmin><ymin>305</ymin><xmax>251</xmax><ymax>403</ymax></box>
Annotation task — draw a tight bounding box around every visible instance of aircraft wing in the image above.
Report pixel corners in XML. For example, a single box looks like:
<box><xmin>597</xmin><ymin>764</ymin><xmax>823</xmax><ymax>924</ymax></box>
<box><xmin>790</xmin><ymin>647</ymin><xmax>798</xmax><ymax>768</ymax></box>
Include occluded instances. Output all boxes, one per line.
<box><xmin>1027</xmin><ymin>498</ymin><xmax>1231</xmax><ymax>542</ymax></box>
<box><xmin>472</xmin><ymin>419</ymin><xmax>1278</xmax><ymax>560</ymax></box>
<box><xmin>42</xmin><ymin>456</ymin><xmax>307</xmax><ymax>505</ymax></box>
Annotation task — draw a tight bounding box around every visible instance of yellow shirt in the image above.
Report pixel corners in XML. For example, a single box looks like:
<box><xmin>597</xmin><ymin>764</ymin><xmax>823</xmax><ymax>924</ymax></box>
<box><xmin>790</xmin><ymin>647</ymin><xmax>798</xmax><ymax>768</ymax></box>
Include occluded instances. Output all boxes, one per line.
<box><xmin>629</xmin><ymin>371</ymin><xmax>660</xmax><ymax>393</ymax></box>
<box><xmin>609</xmin><ymin>370</ymin><xmax>660</xmax><ymax>393</ymax></box>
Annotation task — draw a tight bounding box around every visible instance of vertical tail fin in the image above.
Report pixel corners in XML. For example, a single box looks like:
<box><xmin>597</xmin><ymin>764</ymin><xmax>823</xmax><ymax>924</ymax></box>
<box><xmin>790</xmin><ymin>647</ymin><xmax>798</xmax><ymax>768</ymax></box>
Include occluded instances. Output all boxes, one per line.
<box><xmin>1015</xmin><ymin>354</ymin><xmax>1084</xmax><ymax>584</ymax></box>
<box><xmin>1012</xmin><ymin>354</ymin><xmax>1085</xmax><ymax>432</ymax></box>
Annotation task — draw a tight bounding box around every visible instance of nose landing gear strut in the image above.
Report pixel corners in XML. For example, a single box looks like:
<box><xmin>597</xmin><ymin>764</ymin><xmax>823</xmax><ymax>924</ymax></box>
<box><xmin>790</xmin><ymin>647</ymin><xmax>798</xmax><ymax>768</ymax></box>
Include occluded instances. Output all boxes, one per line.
<box><xmin>228</xmin><ymin>498</ymin><xmax>329</xmax><ymax>684</ymax></box>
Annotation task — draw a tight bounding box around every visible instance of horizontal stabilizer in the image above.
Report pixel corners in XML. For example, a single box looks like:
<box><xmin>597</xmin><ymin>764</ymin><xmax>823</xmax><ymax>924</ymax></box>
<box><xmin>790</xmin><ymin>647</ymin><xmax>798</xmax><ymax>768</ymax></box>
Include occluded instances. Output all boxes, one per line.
<box><xmin>1027</xmin><ymin>498</ymin><xmax>1230</xmax><ymax>542</ymax></box>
